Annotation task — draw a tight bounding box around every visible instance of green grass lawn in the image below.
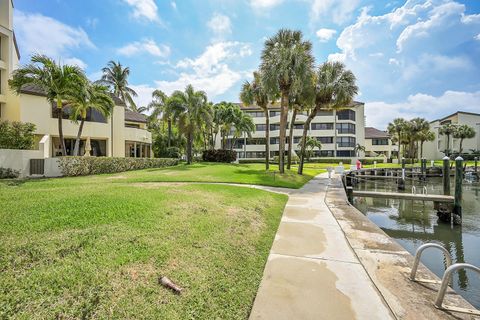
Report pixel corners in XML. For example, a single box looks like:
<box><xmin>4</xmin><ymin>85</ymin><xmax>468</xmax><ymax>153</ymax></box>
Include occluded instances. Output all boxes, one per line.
<box><xmin>117</xmin><ymin>162</ymin><xmax>325</xmax><ymax>189</ymax></box>
<box><xmin>0</xmin><ymin>165</ymin><xmax>291</xmax><ymax>319</ymax></box>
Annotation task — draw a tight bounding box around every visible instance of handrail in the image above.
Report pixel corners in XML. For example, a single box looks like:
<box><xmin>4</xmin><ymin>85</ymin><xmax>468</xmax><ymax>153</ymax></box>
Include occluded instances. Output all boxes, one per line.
<box><xmin>434</xmin><ymin>263</ymin><xmax>480</xmax><ymax>315</ymax></box>
<box><xmin>410</xmin><ymin>243</ymin><xmax>452</xmax><ymax>283</ymax></box>
<box><xmin>411</xmin><ymin>186</ymin><xmax>417</xmax><ymax>194</ymax></box>
<box><xmin>423</xmin><ymin>186</ymin><xmax>428</xmax><ymax>195</ymax></box>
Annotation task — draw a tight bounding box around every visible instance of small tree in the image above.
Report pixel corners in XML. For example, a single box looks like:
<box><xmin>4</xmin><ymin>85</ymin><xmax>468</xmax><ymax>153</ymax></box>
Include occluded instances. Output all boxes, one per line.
<box><xmin>417</xmin><ymin>130</ymin><xmax>435</xmax><ymax>159</ymax></box>
<box><xmin>453</xmin><ymin>124</ymin><xmax>476</xmax><ymax>154</ymax></box>
<box><xmin>439</xmin><ymin>123</ymin><xmax>457</xmax><ymax>156</ymax></box>
<box><xmin>298</xmin><ymin>136</ymin><xmax>321</xmax><ymax>161</ymax></box>
<box><xmin>387</xmin><ymin>118</ymin><xmax>407</xmax><ymax>161</ymax></box>
<box><xmin>354</xmin><ymin>144</ymin><xmax>366</xmax><ymax>157</ymax></box>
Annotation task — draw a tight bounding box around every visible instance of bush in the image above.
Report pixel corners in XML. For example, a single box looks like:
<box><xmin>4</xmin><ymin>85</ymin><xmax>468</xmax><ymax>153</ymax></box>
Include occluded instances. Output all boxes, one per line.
<box><xmin>358</xmin><ymin>158</ymin><xmax>385</xmax><ymax>165</ymax></box>
<box><xmin>202</xmin><ymin>149</ymin><xmax>237</xmax><ymax>163</ymax></box>
<box><xmin>58</xmin><ymin>157</ymin><xmax>179</xmax><ymax>177</ymax></box>
<box><xmin>308</xmin><ymin>158</ymin><xmax>353</xmax><ymax>164</ymax></box>
<box><xmin>0</xmin><ymin>120</ymin><xmax>36</xmax><ymax>150</ymax></box>
<box><xmin>0</xmin><ymin>167</ymin><xmax>20</xmax><ymax>179</ymax></box>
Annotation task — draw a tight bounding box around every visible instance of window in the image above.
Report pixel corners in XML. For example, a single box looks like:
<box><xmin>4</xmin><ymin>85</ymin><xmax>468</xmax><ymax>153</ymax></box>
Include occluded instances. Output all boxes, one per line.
<box><xmin>256</xmin><ymin>124</ymin><xmax>266</xmax><ymax>131</ymax></box>
<box><xmin>372</xmin><ymin>138</ymin><xmax>388</xmax><ymax>145</ymax></box>
<box><xmin>311</xmin><ymin>123</ymin><xmax>333</xmax><ymax>130</ymax></box>
<box><xmin>337</xmin><ymin>150</ymin><xmax>355</xmax><ymax>157</ymax></box>
<box><xmin>270</xmin><ymin>110</ymin><xmax>281</xmax><ymax>117</ymax></box>
<box><xmin>293</xmin><ymin>136</ymin><xmax>302</xmax><ymax>144</ymax></box>
<box><xmin>245</xmin><ymin>151</ymin><xmax>265</xmax><ymax>158</ymax></box>
<box><xmin>270</xmin><ymin>137</ymin><xmax>288</xmax><ymax>144</ymax></box>
<box><xmin>51</xmin><ymin>103</ymin><xmax>107</xmax><ymax>123</ymax></box>
<box><xmin>337</xmin><ymin>109</ymin><xmax>355</xmax><ymax>121</ymax></box>
<box><xmin>337</xmin><ymin>136</ymin><xmax>356</xmax><ymax>147</ymax></box>
<box><xmin>125</xmin><ymin>141</ymin><xmax>151</xmax><ymax>158</ymax></box>
<box><xmin>53</xmin><ymin>137</ymin><xmax>107</xmax><ymax>157</ymax></box>
<box><xmin>226</xmin><ymin>139</ymin><xmax>244</xmax><ymax>149</ymax></box>
<box><xmin>316</xmin><ymin>111</ymin><xmax>333</xmax><ymax>116</ymax></box>
<box><xmin>270</xmin><ymin>123</ymin><xmax>288</xmax><ymax>131</ymax></box>
<box><xmin>336</xmin><ymin>123</ymin><xmax>355</xmax><ymax>134</ymax></box>
<box><xmin>317</xmin><ymin>137</ymin><xmax>334</xmax><ymax>144</ymax></box>
<box><xmin>246</xmin><ymin>111</ymin><xmax>264</xmax><ymax>117</ymax></box>
<box><xmin>293</xmin><ymin>123</ymin><xmax>304</xmax><ymax>129</ymax></box>
<box><xmin>313</xmin><ymin>150</ymin><xmax>334</xmax><ymax>157</ymax></box>
<box><xmin>246</xmin><ymin>138</ymin><xmax>266</xmax><ymax>145</ymax></box>
<box><xmin>125</xmin><ymin>123</ymin><xmax>141</xmax><ymax>129</ymax></box>
<box><xmin>270</xmin><ymin>151</ymin><xmax>288</xmax><ymax>157</ymax></box>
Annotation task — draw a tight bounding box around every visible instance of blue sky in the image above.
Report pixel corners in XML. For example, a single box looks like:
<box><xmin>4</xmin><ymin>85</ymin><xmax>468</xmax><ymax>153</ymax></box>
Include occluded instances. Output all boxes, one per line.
<box><xmin>13</xmin><ymin>0</ymin><xmax>480</xmax><ymax>128</ymax></box>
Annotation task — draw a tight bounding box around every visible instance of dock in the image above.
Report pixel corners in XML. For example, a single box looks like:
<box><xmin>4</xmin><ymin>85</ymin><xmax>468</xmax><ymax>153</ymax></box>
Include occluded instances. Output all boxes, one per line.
<box><xmin>350</xmin><ymin>189</ymin><xmax>454</xmax><ymax>203</ymax></box>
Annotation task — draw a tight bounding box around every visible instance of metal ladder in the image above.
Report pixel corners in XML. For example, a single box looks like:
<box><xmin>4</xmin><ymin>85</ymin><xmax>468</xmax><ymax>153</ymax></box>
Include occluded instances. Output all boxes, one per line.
<box><xmin>409</xmin><ymin>243</ymin><xmax>480</xmax><ymax>316</ymax></box>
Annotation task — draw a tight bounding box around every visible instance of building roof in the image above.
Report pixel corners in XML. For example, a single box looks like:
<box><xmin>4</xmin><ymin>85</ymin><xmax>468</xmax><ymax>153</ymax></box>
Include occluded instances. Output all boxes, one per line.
<box><xmin>237</xmin><ymin>100</ymin><xmax>364</xmax><ymax>111</ymax></box>
<box><xmin>430</xmin><ymin>111</ymin><xmax>480</xmax><ymax>123</ymax></box>
<box><xmin>365</xmin><ymin>127</ymin><xmax>389</xmax><ymax>139</ymax></box>
<box><xmin>19</xmin><ymin>84</ymin><xmax>127</xmax><ymax>106</ymax></box>
<box><xmin>125</xmin><ymin>109</ymin><xmax>148</xmax><ymax>123</ymax></box>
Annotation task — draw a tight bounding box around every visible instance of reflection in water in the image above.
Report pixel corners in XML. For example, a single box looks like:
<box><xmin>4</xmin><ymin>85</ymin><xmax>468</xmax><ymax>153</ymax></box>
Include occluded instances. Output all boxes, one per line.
<box><xmin>353</xmin><ymin>177</ymin><xmax>480</xmax><ymax>308</ymax></box>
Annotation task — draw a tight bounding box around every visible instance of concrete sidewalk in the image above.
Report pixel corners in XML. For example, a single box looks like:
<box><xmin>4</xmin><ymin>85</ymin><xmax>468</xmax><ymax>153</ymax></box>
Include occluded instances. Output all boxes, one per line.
<box><xmin>249</xmin><ymin>173</ymin><xmax>395</xmax><ymax>320</ymax></box>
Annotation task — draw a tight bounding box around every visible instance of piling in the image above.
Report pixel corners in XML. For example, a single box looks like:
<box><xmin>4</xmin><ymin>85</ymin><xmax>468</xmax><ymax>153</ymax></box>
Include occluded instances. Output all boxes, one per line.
<box><xmin>398</xmin><ymin>157</ymin><xmax>406</xmax><ymax>190</ymax></box>
<box><xmin>421</xmin><ymin>158</ymin><xmax>427</xmax><ymax>181</ymax></box>
<box><xmin>475</xmin><ymin>157</ymin><xmax>478</xmax><ymax>177</ymax></box>
<box><xmin>442</xmin><ymin>156</ymin><xmax>450</xmax><ymax>196</ymax></box>
<box><xmin>453</xmin><ymin>157</ymin><xmax>463</xmax><ymax>224</ymax></box>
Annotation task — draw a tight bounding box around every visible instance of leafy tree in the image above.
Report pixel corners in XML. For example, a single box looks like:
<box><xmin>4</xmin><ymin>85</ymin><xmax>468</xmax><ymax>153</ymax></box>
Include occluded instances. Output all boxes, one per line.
<box><xmin>260</xmin><ymin>29</ymin><xmax>314</xmax><ymax>173</ymax></box>
<box><xmin>0</xmin><ymin>120</ymin><xmax>36</xmax><ymax>150</ymax></box>
<box><xmin>387</xmin><ymin>118</ymin><xmax>407</xmax><ymax>161</ymax></box>
<box><xmin>298</xmin><ymin>62</ymin><xmax>358</xmax><ymax>175</ymax></box>
<box><xmin>169</xmin><ymin>85</ymin><xmax>212</xmax><ymax>164</ymax></box>
<box><xmin>417</xmin><ymin>129</ymin><xmax>435</xmax><ymax>159</ymax></box>
<box><xmin>354</xmin><ymin>144</ymin><xmax>366</xmax><ymax>157</ymax></box>
<box><xmin>298</xmin><ymin>136</ymin><xmax>321</xmax><ymax>161</ymax></box>
<box><xmin>68</xmin><ymin>83</ymin><xmax>114</xmax><ymax>156</ymax></box>
<box><xmin>240</xmin><ymin>71</ymin><xmax>272</xmax><ymax>169</ymax></box>
<box><xmin>439</xmin><ymin>123</ymin><xmax>457</xmax><ymax>156</ymax></box>
<box><xmin>231</xmin><ymin>111</ymin><xmax>255</xmax><ymax>151</ymax></box>
<box><xmin>9</xmin><ymin>54</ymin><xmax>86</xmax><ymax>155</ymax></box>
<box><xmin>453</xmin><ymin>124</ymin><xmax>476</xmax><ymax>154</ymax></box>
<box><xmin>97</xmin><ymin>61</ymin><xmax>138</xmax><ymax>110</ymax></box>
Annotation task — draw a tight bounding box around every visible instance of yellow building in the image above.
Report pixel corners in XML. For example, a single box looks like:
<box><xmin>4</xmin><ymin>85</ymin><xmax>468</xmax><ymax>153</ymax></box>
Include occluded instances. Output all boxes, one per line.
<box><xmin>0</xmin><ymin>0</ymin><xmax>151</xmax><ymax>158</ymax></box>
<box><xmin>364</xmin><ymin>127</ymin><xmax>398</xmax><ymax>159</ymax></box>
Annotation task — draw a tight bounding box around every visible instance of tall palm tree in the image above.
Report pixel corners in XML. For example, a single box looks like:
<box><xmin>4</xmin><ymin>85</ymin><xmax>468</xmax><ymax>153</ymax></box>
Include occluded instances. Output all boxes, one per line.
<box><xmin>260</xmin><ymin>29</ymin><xmax>314</xmax><ymax>173</ymax></box>
<box><xmin>240</xmin><ymin>71</ymin><xmax>272</xmax><ymax>170</ymax></box>
<box><xmin>98</xmin><ymin>61</ymin><xmax>138</xmax><ymax>110</ymax></box>
<box><xmin>68</xmin><ymin>83</ymin><xmax>114</xmax><ymax>156</ymax></box>
<box><xmin>169</xmin><ymin>85</ymin><xmax>212</xmax><ymax>164</ymax></box>
<box><xmin>408</xmin><ymin>118</ymin><xmax>429</xmax><ymax>160</ymax></box>
<box><xmin>439</xmin><ymin>123</ymin><xmax>457</xmax><ymax>156</ymax></box>
<box><xmin>298</xmin><ymin>62</ymin><xmax>358</xmax><ymax>175</ymax></box>
<box><xmin>148</xmin><ymin>90</ymin><xmax>172</xmax><ymax>146</ymax></box>
<box><xmin>232</xmin><ymin>109</ymin><xmax>255</xmax><ymax>151</ymax></box>
<box><xmin>417</xmin><ymin>130</ymin><xmax>435</xmax><ymax>159</ymax></box>
<box><xmin>453</xmin><ymin>124</ymin><xmax>476</xmax><ymax>154</ymax></box>
<box><xmin>354</xmin><ymin>143</ymin><xmax>366</xmax><ymax>157</ymax></box>
<box><xmin>387</xmin><ymin>118</ymin><xmax>407</xmax><ymax>162</ymax></box>
<box><xmin>9</xmin><ymin>54</ymin><xmax>86</xmax><ymax>156</ymax></box>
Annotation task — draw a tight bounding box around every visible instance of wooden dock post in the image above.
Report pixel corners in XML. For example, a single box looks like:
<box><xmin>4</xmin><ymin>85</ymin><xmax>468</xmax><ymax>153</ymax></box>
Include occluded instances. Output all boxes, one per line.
<box><xmin>442</xmin><ymin>156</ymin><xmax>450</xmax><ymax>196</ymax></box>
<box><xmin>398</xmin><ymin>157</ymin><xmax>406</xmax><ymax>190</ymax></box>
<box><xmin>421</xmin><ymin>158</ymin><xmax>427</xmax><ymax>181</ymax></box>
<box><xmin>475</xmin><ymin>157</ymin><xmax>478</xmax><ymax>177</ymax></box>
<box><xmin>453</xmin><ymin>157</ymin><xmax>463</xmax><ymax>224</ymax></box>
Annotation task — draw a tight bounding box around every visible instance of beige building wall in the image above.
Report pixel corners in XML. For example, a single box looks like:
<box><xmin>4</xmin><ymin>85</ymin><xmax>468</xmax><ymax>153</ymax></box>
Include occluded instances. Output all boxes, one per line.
<box><xmin>364</xmin><ymin>138</ymin><xmax>397</xmax><ymax>158</ymax></box>
<box><xmin>422</xmin><ymin>112</ymin><xmax>480</xmax><ymax>160</ymax></box>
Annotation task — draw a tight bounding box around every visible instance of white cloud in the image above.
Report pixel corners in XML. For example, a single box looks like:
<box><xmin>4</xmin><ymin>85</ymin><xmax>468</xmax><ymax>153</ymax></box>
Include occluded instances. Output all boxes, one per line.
<box><xmin>366</xmin><ymin>90</ymin><xmax>480</xmax><ymax>129</ymax></box>
<box><xmin>85</xmin><ymin>17</ymin><xmax>99</xmax><ymax>29</ymax></box>
<box><xmin>171</xmin><ymin>1</ymin><xmax>177</xmax><ymax>10</ymax></box>
<box><xmin>123</xmin><ymin>0</ymin><xmax>160</xmax><ymax>22</ymax></box>
<box><xmin>316</xmin><ymin>28</ymin><xmax>337</xmax><ymax>42</ymax></box>
<box><xmin>64</xmin><ymin>57</ymin><xmax>87</xmax><ymax>69</ymax></box>
<box><xmin>475</xmin><ymin>33</ymin><xmax>480</xmax><ymax>41</ymax></box>
<box><xmin>327</xmin><ymin>53</ymin><xmax>346</xmax><ymax>62</ymax></box>
<box><xmin>129</xmin><ymin>84</ymin><xmax>157</xmax><ymax>108</ymax></box>
<box><xmin>207</xmin><ymin>13</ymin><xmax>232</xmax><ymax>38</ymax></box>
<box><xmin>14</xmin><ymin>11</ymin><xmax>95</xmax><ymax>60</ymax></box>
<box><xmin>155</xmin><ymin>41</ymin><xmax>252</xmax><ymax>98</ymax></box>
<box><xmin>250</xmin><ymin>0</ymin><xmax>283</xmax><ymax>9</ymax></box>
<box><xmin>310</xmin><ymin>0</ymin><xmax>360</xmax><ymax>25</ymax></box>
<box><xmin>117</xmin><ymin>39</ymin><xmax>170</xmax><ymax>58</ymax></box>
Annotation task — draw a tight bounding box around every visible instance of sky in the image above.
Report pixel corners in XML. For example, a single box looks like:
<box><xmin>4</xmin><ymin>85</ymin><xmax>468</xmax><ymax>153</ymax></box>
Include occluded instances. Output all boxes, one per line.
<box><xmin>13</xmin><ymin>0</ymin><xmax>480</xmax><ymax>129</ymax></box>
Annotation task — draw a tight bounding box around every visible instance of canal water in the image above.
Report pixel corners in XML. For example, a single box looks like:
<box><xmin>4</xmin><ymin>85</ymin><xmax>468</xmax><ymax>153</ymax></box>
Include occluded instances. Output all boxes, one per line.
<box><xmin>352</xmin><ymin>176</ymin><xmax>480</xmax><ymax>309</ymax></box>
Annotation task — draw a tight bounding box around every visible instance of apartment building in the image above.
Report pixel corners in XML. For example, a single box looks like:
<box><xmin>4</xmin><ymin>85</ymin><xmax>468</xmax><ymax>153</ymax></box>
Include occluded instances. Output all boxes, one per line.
<box><xmin>364</xmin><ymin>127</ymin><xmax>398</xmax><ymax>159</ymax></box>
<box><xmin>423</xmin><ymin>111</ymin><xmax>480</xmax><ymax>159</ymax></box>
<box><xmin>217</xmin><ymin>102</ymin><xmax>365</xmax><ymax>160</ymax></box>
<box><xmin>0</xmin><ymin>0</ymin><xmax>151</xmax><ymax>158</ymax></box>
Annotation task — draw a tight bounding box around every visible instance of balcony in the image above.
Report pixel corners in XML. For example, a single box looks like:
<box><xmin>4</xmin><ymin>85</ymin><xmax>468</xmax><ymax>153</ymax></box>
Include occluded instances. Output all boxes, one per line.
<box><xmin>124</xmin><ymin>126</ymin><xmax>152</xmax><ymax>143</ymax></box>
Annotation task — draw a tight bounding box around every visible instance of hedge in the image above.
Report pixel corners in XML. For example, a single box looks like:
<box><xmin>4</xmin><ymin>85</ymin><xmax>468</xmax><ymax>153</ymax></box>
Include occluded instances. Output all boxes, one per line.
<box><xmin>58</xmin><ymin>157</ymin><xmax>179</xmax><ymax>176</ymax></box>
<box><xmin>0</xmin><ymin>120</ymin><xmax>36</xmax><ymax>150</ymax></box>
<box><xmin>202</xmin><ymin>149</ymin><xmax>237</xmax><ymax>163</ymax></box>
<box><xmin>0</xmin><ymin>168</ymin><xmax>20</xmax><ymax>179</ymax></box>
<box><xmin>358</xmin><ymin>158</ymin><xmax>385</xmax><ymax>165</ymax></box>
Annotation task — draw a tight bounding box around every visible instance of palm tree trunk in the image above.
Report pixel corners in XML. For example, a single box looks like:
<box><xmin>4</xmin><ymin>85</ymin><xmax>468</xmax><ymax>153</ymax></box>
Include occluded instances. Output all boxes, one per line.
<box><xmin>298</xmin><ymin>108</ymin><xmax>317</xmax><ymax>175</ymax></box>
<box><xmin>447</xmin><ymin>135</ymin><xmax>451</xmax><ymax>156</ymax></box>
<box><xmin>397</xmin><ymin>132</ymin><xmax>401</xmax><ymax>162</ymax></box>
<box><xmin>460</xmin><ymin>138</ymin><xmax>464</xmax><ymax>154</ymax></box>
<box><xmin>73</xmin><ymin>117</ymin><xmax>86</xmax><ymax>156</ymax></box>
<box><xmin>264</xmin><ymin>109</ymin><xmax>270</xmax><ymax>171</ymax></box>
<box><xmin>278</xmin><ymin>92</ymin><xmax>288</xmax><ymax>173</ymax></box>
<box><xmin>167</xmin><ymin>119</ymin><xmax>172</xmax><ymax>148</ymax></box>
<box><xmin>420</xmin><ymin>141</ymin><xmax>424</xmax><ymax>159</ymax></box>
<box><xmin>287</xmin><ymin>108</ymin><xmax>297</xmax><ymax>170</ymax></box>
<box><xmin>57</xmin><ymin>99</ymin><xmax>67</xmax><ymax>156</ymax></box>
<box><xmin>187</xmin><ymin>130</ymin><xmax>193</xmax><ymax>164</ymax></box>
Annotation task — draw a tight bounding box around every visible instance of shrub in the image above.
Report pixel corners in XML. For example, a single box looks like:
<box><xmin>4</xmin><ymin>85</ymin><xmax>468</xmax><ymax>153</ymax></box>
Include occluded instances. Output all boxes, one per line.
<box><xmin>0</xmin><ymin>167</ymin><xmax>20</xmax><ymax>179</ymax></box>
<box><xmin>58</xmin><ymin>157</ymin><xmax>179</xmax><ymax>177</ymax></box>
<box><xmin>202</xmin><ymin>149</ymin><xmax>237</xmax><ymax>163</ymax></box>
<box><xmin>308</xmin><ymin>158</ymin><xmax>353</xmax><ymax>164</ymax></box>
<box><xmin>0</xmin><ymin>120</ymin><xmax>36</xmax><ymax>150</ymax></box>
<box><xmin>358</xmin><ymin>158</ymin><xmax>385</xmax><ymax>165</ymax></box>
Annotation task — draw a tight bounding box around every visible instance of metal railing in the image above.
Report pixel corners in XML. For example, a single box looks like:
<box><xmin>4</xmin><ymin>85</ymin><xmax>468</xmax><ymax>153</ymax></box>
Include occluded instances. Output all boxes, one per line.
<box><xmin>410</xmin><ymin>243</ymin><xmax>452</xmax><ymax>284</ymax></box>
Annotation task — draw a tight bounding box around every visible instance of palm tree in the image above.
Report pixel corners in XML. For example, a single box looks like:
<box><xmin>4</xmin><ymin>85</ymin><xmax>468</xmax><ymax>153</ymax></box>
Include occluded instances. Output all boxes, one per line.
<box><xmin>298</xmin><ymin>62</ymin><xmax>358</xmax><ymax>175</ymax></box>
<box><xmin>354</xmin><ymin>144</ymin><xmax>366</xmax><ymax>157</ymax></box>
<box><xmin>98</xmin><ymin>61</ymin><xmax>138</xmax><ymax>110</ymax></box>
<box><xmin>417</xmin><ymin>130</ymin><xmax>435</xmax><ymax>159</ymax></box>
<box><xmin>148</xmin><ymin>90</ymin><xmax>172</xmax><ymax>146</ymax></box>
<box><xmin>9</xmin><ymin>54</ymin><xmax>86</xmax><ymax>156</ymax></box>
<box><xmin>232</xmin><ymin>111</ymin><xmax>255</xmax><ymax>151</ymax></box>
<box><xmin>408</xmin><ymin>118</ymin><xmax>429</xmax><ymax>160</ymax></box>
<box><xmin>68</xmin><ymin>83</ymin><xmax>114</xmax><ymax>156</ymax></box>
<box><xmin>439</xmin><ymin>123</ymin><xmax>457</xmax><ymax>156</ymax></box>
<box><xmin>453</xmin><ymin>124</ymin><xmax>476</xmax><ymax>154</ymax></box>
<box><xmin>169</xmin><ymin>85</ymin><xmax>212</xmax><ymax>164</ymax></box>
<box><xmin>387</xmin><ymin>118</ymin><xmax>407</xmax><ymax>162</ymax></box>
<box><xmin>240</xmin><ymin>71</ymin><xmax>272</xmax><ymax>170</ymax></box>
<box><xmin>260</xmin><ymin>29</ymin><xmax>314</xmax><ymax>173</ymax></box>
<box><xmin>298</xmin><ymin>136</ymin><xmax>321</xmax><ymax>161</ymax></box>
